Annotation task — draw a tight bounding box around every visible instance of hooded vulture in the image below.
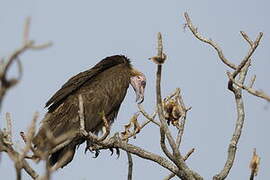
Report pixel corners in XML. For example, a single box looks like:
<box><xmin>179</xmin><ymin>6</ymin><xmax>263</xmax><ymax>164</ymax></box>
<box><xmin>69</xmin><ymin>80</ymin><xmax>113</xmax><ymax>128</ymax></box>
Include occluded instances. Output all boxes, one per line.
<box><xmin>33</xmin><ymin>55</ymin><xmax>146</xmax><ymax>169</ymax></box>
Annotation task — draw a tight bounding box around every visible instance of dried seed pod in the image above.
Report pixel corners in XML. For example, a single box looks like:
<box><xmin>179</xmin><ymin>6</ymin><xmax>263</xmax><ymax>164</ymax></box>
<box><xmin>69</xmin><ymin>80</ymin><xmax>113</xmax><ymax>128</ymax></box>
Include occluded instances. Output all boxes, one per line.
<box><xmin>249</xmin><ymin>148</ymin><xmax>260</xmax><ymax>176</ymax></box>
<box><xmin>149</xmin><ymin>53</ymin><xmax>167</xmax><ymax>65</ymax></box>
<box><xmin>121</xmin><ymin>113</ymin><xmax>140</xmax><ymax>140</ymax></box>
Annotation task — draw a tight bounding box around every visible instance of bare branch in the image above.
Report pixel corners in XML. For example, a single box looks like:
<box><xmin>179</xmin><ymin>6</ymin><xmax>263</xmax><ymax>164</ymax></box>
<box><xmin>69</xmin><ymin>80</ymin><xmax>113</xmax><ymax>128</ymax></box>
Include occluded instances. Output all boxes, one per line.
<box><xmin>121</xmin><ymin>113</ymin><xmax>153</xmax><ymax>141</ymax></box>
<box><xmin>30</xmin><ymin>42</ymin><xmax>53</xmax><ymax>50</ymax></box>
<box><xmin>0</xmin><ymin>129</ymin><xmax>39</xmax><ymax>179</ymax></box>
<box><xmin>4</xmin><ymin>112</ymin><xmax>13</xmax><ymax>144</ymax></box>
<box><xmin>127</xmin><ymin>152</ymin><xmax>133</xmax><ymax>180</ymax></box>
<box><xmin>213</xmin><ymin>56</ymin><xmax>250</xmax><ymax>180</ymax></box>
<box><xmin>0</xmin><ymin>17</ymin><xmax>52</xmax><ymax>110</ymax></box>
<box><xmin>149</xmin><ymin>32</ymin><xmax>167</xmax><ymax>65</ymax></box>
<box><xmin>88</xmin><ymin>133</ymin><xmax>183</xmax><ymax>177</ymax></box>
<box><xmin>183</xmin><ymin>148</ymin><xmax>195</xmax><ymax>161</ymax></box>
<box><xmin>164</xmin><ymin>148</ymin><xmax>195</xmax><ymax>180</ymax></box>
<box><xmin>184</xmin><ymin>12</ymin><xmax>265</xmax><ymax>180</ymax></box>
<box><xmin>19</xmin><ymin>112</ymin><xmax>38</xmax><ymax>162</ymax></box>
<box><xmin>23</xmin><ymin>17</ymin><xmax>31</xmax><ymax>44</ymax></box>
<box><xmin>232</xmin><ymin>32</ymin><xmax>262</xmax><ymax>79</ymax></box>
<box><xmin>175</xmin><ymin>88</ymin><xmax>191</xmax><ymax>147</ymax></box>
<box><xmin>163</xmin><ymin>173</ymin><xmax>175</xmax><ymax>180</ymax></box>
<box><xmin>184</xmin><ymin>12</ymin><xmax>237</xmax><ymax>69</ymax></box>
<box><xmin>138</xmin><ymin>104</ymin><xmax>160</xmax><ymax>126</ymax></box>
<box><xmin>248</xmin><ymin>75</ymin><xmax>256</xmax><ymax>88</ymax></box>
<box><xmin>240</xmin><ymin>31</ymin><xmax>253</xmax><ymax>47</ymax></box>
<box><xmin>227</xmin><ymin>72</ymin><xmax>270</xmax><ymax>102</ymax></box>
<box><xmin>75</xmin><ymin>90</ymin><xmax>189</xmax><ymax>179</ymax></box>
<box><xmin>154</xmin><ymin>32</ymin><xmax>202</xmax><ymax>180</ymax></box>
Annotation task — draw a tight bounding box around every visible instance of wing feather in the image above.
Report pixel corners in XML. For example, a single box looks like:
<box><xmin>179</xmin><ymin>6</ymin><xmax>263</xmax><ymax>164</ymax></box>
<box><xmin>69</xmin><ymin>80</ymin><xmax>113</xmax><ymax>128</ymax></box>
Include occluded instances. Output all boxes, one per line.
<box><xmin>46</xmin><ymin>55</ymin><xmax>131</xmax><ymax>112</ymax></box>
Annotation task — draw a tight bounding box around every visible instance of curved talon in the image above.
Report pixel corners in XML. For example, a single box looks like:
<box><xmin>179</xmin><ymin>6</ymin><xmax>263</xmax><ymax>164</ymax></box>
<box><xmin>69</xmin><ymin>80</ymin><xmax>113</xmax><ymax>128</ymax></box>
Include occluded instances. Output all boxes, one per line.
<box><xmin>93</xmin><ymin>150</ymin><xmax>100</xmax><ymax>158</ymax></box>
<box><xmin>108</xmin><ymin>148</ymin><xmax>120</xmax><ymax>158</ymax></box>
<box><xmin>116</xmin><ymin>148</ymin><xmax>120</xmax><ymax>158</ymax></box>
<box><xmin>84</xmin><ymin>146</ymin><xmax>92</xmax><ymax>154</ymax></box>
<box><xmin>109</xmin><ymin>148</ymin><xmax>114</xmax><ymax>155</ymax></box>
<box><xmin>85</xmin><ymin>140</ymin><xmax>93</xmax><ymax>154</ymax></box>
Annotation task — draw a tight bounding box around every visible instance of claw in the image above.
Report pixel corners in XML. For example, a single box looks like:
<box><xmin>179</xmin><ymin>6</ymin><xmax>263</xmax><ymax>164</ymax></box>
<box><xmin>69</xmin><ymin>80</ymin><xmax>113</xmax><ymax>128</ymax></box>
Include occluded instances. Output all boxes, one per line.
<box><xmin>84</xmin><ymin>146</ymin><xmax>91</xmax><ymax>154</ymax></box>
<box><xmin>85</xmin><ymin>140</ymin><xmax>93</xmax><ymax>154</ymax></box>
<box><xmin>93</xmin><ymin>150</ymin><xmax>100</xmax><ymax>158</ymax></box>
<box><xmin>116</xmin><ymin>148</ymin><xmax>120</xmax><ymax>158</ymax></box>
<box><xmin>109</xmin><ymin>148</ymin><xmax>114</xmax><ymax>155</ymax></box>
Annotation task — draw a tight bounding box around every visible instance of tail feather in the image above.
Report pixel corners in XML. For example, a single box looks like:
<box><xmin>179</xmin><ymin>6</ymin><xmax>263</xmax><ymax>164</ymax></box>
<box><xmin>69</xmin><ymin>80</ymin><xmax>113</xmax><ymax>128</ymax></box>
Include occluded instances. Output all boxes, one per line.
<box><xmin>49</xmin><ymin>144</ymin><xmax>76</xmax><ymax>169</ymax></box>
<box><xmin>33</xmin><ymin>127</ymin><xmax>84</xmax><ymax>169</ymax></box>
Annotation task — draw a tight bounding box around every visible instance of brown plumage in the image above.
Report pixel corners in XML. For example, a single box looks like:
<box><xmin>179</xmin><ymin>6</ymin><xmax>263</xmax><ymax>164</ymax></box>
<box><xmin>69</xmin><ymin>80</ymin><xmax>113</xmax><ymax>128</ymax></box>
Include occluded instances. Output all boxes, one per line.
<box><xmin>33</xmin><ymin>55</ymin><xmax>146</xmax><ymax>169</ymax></box>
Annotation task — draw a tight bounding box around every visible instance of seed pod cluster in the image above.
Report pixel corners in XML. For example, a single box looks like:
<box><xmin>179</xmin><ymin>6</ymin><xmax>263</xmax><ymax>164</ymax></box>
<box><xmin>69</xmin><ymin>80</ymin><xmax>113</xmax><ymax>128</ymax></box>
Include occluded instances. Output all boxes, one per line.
<box><xmin>164</xmin><ymin>99</ymin><xmax>183</xmax><ymax>126</ymax></box>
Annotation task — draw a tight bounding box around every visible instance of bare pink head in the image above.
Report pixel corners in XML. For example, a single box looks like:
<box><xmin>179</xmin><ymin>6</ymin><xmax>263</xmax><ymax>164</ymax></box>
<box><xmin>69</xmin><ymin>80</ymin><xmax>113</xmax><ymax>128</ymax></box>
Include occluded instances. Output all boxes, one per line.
<box><xmin>130</xmin><ymin>70</ymin><xmax>146</xmax><ymax>104</ymax></box>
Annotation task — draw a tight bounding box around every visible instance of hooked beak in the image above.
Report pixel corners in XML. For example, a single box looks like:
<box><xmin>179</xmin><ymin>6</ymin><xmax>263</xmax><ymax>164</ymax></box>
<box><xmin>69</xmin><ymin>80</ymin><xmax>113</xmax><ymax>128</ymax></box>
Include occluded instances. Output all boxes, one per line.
<box><xmin>130</xmin><ymin>74</ymin><xmax>146</xmax><ymax>104</ymax></box>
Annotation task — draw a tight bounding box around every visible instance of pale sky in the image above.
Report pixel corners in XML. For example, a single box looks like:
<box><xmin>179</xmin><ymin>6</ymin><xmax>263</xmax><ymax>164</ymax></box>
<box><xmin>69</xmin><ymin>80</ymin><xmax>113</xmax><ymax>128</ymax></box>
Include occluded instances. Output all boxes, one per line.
<box><xmin>0</xmin><ymin>0</ymin><xmax>269</xmax><ymax>179</ymax></box>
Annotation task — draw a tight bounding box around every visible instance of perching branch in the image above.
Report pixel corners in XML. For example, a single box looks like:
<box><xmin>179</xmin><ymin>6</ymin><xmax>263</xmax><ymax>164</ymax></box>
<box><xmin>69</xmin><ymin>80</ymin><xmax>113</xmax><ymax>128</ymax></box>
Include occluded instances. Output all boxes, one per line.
<box><xmin>77</xmin><ymin>86</ymin><xmax>188</xmax><ymax>179</ymax></box>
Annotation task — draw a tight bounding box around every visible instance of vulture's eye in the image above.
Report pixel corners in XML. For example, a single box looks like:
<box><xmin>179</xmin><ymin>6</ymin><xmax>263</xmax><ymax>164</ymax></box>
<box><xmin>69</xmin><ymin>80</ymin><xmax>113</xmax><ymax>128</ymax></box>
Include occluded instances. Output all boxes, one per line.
<box><xmin>141</xmin><ymin>80</ymin><xmax>146</xmax><ymax>87</ymax></box>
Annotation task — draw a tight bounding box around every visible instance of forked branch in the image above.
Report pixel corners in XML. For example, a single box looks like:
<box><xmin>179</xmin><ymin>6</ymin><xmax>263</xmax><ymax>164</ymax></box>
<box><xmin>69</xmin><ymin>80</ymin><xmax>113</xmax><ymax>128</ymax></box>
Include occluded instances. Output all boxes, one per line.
<box><xmin>184</xmin><ymin>12</ymin><xmax>263</xmax><ymax>180</ymax></box>
<box><xmin>0</xmin><ymin>17</ymin><xmax>52</xmax><ymax>109</ymax></box>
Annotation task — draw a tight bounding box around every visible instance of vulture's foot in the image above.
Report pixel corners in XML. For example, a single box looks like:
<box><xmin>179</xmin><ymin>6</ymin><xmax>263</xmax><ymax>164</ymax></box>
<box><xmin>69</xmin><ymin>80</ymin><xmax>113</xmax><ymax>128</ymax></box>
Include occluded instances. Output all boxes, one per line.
<box><xmin>85</xmin><ymin>145</ymin><xmax>100</xmax><ymax>158</ymax></box>
<box><xmin>93</xmin><ymin>149</ymin><xmax>100</xmax><ymax>158</ymax></box>
<box><xmin>85</xmin><ymin>140</ymin><xmax>101</xmax><ymax>158</ymax></box>
<box><xmin>109</xmin><ymin>147</ymin><xmax>120</xmax><ymax>158</ymax></box>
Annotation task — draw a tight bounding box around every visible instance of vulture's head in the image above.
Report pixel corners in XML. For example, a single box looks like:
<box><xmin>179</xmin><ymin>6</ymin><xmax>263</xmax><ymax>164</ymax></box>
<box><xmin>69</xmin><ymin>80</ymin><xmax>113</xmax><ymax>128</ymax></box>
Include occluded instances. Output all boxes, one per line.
<box><xmin>130</xmin><ymin>69</ymin><xmax>146</xmax><ymax>104</ymax></box>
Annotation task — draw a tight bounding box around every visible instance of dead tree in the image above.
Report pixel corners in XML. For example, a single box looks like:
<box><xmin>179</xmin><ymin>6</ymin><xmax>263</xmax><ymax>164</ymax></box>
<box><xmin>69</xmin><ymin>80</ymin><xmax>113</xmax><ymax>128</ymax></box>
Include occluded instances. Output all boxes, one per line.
<box><xmin>0</xmin><ymin>12</ymin><xmax>266</xmax><ymax>180</ymax></box>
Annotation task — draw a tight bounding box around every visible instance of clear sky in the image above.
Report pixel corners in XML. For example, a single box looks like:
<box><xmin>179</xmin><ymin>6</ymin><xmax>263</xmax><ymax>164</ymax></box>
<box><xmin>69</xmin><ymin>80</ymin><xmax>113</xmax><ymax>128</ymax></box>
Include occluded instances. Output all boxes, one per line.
<box><xmin>0</xmin><ymin>0</ymin><xmax>269</xmax><ymax>179</ymax></box>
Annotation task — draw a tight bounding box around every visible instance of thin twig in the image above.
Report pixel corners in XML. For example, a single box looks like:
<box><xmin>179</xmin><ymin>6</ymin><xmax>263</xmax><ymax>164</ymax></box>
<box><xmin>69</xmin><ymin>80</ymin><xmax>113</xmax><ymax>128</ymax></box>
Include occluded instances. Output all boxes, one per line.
<box><xmin>163</xmin><ymin>148</ymin><xmax>195</xmax><ymax>180</ymax></box>
<box><xmin>183</xmin><ymin>12</ymin><xmax>264</xmax><ymax>180</ymax></box>
<box><xmin>122</xmin><ymin>110</ymin><xmax>158</xmax><ymax>141</ymax></box>
<box><xmin>0</xmin><ymin>130</ymin><xmax>39</xmax><ymax>179</ymax></box>
<box><xmin>127</xmin><ymin>152</ymin><xmax>133</xmax><ymax>180</ymax></box>
<box><xmin>248</xmin><ymin>75</ymin><xmax>256</xmax><ymax>88</ymax></box>
<box><xmin>0</xmin><ymin>17</ymin><xmax>52</xmax><ymax>110</ymax></box>
<box><xmin>232</xmin><ymin>31</ymin><xmax>263</xmax><ymax>78</ymax></box>
<box><xmin>138</xmin><ymin>104</ymin><xmax>160</xmax><ymax>126</ymax></box>
<box><xmin>19</xmin><ymin>112</ymin><xmax>38</xmax><ymax>162</ymax></box>
<box><xmin>183</xmin><ymin>148</ymin><xmax>195</xmax><ymax>161</ymax></box>
<box><xmin>5</xmin><ymin>112</ymin><xmax>13</xmax><ymax>144</ymax></box>
<box><xmin>184</xmin><ymin>12</ymin><xmax>237</xmax><ymax>70</ymax></box>
<box><xmin>227</xmin><ymin>72</ymin><xmax>270</xmax><ymax>102</ymax></box>
<box><xmin>240</xmin><ymin>31</ymin><xmax>253</xmax><ymax>47</ymax></box>
<box><xmin>175</xmin><ymin>88</ymin><xmax>191</xmax><ymax>147</ymax></box>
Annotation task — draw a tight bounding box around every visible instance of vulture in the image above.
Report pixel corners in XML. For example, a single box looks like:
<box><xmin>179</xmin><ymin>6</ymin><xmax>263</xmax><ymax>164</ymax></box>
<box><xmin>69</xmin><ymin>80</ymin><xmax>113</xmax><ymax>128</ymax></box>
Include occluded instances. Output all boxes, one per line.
<box><xmin>33</xmin><ymin>55</ymin><xmax>146</xmax><ymax>169</ymax></box>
